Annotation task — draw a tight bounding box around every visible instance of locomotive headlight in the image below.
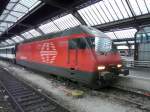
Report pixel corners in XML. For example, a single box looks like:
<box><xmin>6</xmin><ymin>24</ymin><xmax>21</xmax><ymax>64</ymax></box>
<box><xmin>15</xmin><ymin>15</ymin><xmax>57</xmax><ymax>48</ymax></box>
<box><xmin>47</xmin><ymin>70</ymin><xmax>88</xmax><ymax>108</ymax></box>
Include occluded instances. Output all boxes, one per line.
<box><xmin>97</xmin><ymin>65</ymin><xmax>105</xmax><ymax>71</ymax></box>
<box><xmin>117</xmin><ymin>64</ymin><xmax>122</xmax><ymax>68</ymax></box>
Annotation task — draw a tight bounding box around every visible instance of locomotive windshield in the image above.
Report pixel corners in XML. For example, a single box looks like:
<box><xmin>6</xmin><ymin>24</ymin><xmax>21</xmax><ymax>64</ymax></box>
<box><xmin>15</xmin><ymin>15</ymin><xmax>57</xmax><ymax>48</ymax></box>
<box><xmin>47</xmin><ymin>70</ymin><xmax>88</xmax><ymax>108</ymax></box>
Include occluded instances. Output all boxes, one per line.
<box><xmin>87</xmin><ymin>37</ymin><xmax>112</xmax><ymax>53</ymax></box>
<box><xmin>83</xmin><ymin>26</ymin><xmax>113</xmax><ymax>53</ymax></box>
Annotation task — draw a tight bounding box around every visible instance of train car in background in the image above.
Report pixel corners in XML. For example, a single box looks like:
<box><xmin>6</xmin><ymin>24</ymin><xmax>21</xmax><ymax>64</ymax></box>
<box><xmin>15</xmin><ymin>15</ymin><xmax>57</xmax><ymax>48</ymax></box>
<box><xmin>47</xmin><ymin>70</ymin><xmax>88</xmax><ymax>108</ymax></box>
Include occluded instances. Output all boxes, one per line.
<box><xmin>0</xmin><ymin>25</ymin><xmax>129</xmax><ymax>88</ymax></box>
<box><xmin>0</xmin><ymin>45</ymin><xmax>16</xmax><ymax>63</ymax></box>
<box><xmin>135</xmin><ymin>26</ymin><xmax>150</xmax><ymax>61</ymax></box>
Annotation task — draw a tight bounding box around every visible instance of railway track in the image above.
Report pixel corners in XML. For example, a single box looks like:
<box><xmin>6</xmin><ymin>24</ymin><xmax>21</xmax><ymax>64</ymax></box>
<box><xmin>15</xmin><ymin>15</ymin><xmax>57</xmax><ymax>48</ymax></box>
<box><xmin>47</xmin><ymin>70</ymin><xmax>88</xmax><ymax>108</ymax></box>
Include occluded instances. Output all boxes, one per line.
<box><xmin>94</xmin><ymin>88</ymin><xmax>150</xmax><ymax>111</ymax></box>
<box><xmin>0</xmin><ymin>66</ymin><xmax>70</xmax><ymax>112</ymax></box>
<box><xmin>0</xmin><ymin>84</ymin><xmax>15</xmax><ymax>112</ymax></box>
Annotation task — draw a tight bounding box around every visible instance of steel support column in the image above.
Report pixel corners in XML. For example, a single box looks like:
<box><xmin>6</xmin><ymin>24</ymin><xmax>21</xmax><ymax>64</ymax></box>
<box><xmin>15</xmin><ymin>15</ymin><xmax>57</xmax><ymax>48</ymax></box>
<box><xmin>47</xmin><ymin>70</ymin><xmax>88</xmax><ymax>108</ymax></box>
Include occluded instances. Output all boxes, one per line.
<box><xmin>35</xmin><ymin>28</ymin><xmax>45</xmax><ymax>35</ymax></box>
<box><xmin>72</xmin><ymin>10</ymin><xmax>87</xmax><ymax>25</ymax></box>
<box><xmin>134</xmin><ymin>29</ymin><xmax>139</xmax><ymax>61</ymax></box>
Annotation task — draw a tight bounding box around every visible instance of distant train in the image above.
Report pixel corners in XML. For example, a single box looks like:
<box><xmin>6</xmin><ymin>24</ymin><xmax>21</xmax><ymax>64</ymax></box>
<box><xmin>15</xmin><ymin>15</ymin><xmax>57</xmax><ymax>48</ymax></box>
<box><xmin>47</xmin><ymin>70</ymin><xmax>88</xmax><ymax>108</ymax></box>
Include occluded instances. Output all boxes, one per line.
<box><xmin>0</xmin><ymin>25</ymin><xmax>129</xmax><ymax>88</ymax></box>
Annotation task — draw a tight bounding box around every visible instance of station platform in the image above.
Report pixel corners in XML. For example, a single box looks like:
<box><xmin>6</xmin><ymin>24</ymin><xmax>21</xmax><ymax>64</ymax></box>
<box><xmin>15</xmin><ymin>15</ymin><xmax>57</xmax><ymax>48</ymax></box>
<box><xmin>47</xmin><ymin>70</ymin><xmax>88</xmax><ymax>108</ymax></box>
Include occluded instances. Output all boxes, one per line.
<box><xmin>113</xmin><ymin>67</ymin><xmax>150</xmax><ymax>93</ymax></box>
<box><xmin>130</xmin><ymin>68</ymin><xmax>150</xmax><ymax>79</ymax></box>
<box><xmin>0</xmin><ymin>60</ymin><xmax>150</xmax><ymax>112</ymax></box>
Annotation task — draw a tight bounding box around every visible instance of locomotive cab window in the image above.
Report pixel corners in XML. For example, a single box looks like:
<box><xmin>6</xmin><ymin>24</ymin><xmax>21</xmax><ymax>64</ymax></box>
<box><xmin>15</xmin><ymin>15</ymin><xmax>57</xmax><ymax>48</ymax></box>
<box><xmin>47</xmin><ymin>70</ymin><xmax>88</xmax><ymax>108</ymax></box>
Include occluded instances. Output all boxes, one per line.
<box><xmin>87</xmin><ymin>37</ymin><xmax>112</xmax><ymax>53</ymax></box>
<box><xmin>69</xmin><ymin>38</ymin><xmax>86</xmax><ymax>49</ymax></box>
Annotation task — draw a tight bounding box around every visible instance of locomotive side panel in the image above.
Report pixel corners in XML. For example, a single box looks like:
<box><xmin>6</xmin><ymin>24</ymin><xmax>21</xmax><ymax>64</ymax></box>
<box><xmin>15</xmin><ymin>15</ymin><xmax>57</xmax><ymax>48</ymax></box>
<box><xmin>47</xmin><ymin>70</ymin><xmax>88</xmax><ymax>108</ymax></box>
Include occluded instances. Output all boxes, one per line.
<box><xmin>16</xmin><ymin>36</ymin><xmax>96</xmax><ymax>85</ymax></box>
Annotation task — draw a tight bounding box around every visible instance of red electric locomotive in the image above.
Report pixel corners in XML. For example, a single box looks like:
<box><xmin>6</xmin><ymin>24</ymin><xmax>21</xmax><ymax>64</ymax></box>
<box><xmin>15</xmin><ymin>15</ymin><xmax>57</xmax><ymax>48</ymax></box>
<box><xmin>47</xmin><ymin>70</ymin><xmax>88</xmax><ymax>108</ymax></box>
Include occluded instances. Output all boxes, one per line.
<box><xmin>16</xmin><ymin>25</ymin><xmax>129</xmax><ymax>88</ymax></box>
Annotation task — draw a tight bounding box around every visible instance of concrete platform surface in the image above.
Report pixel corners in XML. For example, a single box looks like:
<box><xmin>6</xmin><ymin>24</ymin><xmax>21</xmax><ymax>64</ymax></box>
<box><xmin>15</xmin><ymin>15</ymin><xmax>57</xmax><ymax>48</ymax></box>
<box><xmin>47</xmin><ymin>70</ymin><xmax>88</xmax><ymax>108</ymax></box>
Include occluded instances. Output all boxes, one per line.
<box><xmin>0</xmin><ymin>60</ymin><xmax>150</xmax><ymax>112</ymax></box>
<box><xmin>113</xmin><ymin>68</ymin><xmax>150</xmax><ymax>93</ymax></box>
<box><xmin>129</xmin><ymin>68</ymin><xmax>150</xmax><ymax>79</ymax></box>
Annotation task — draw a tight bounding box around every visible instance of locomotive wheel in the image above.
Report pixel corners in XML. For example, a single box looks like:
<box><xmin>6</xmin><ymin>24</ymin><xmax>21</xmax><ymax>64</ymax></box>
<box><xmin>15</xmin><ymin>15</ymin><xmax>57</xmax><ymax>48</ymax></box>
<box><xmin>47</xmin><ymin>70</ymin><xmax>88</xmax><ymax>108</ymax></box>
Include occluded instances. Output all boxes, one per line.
<box><xmin>90</xmin><ymin>79</ymin><xmax>112</xmax><ymax>90</ymax></box>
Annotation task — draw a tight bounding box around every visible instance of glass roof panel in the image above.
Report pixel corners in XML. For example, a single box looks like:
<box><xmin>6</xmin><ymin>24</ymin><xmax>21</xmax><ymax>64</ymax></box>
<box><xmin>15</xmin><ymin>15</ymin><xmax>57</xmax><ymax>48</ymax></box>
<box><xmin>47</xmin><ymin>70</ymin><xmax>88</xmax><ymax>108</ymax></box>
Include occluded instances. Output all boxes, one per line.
<box><xmin>0</xmin><ymin>14</ymin><xmax>6</xmax><ymax>20</ymax></box>
<box><xmin>20</xmin><ymin>0</ymin><xmax>39</xmax><ymax>8</ymax></box>
<box><xmin>1</xmin><ymin>42</ymin><xmax>8</xmax><ymax>45</ymax></box>
<box><xmin>6</xmin><ymin>2</ymin><xmax>16</xmax><ymax>10</ymax></box>
<box><xmin>39</xmin><ymin>21</ymin><xmax>60</xmax><ymax>34</ymax></box>
<box><xmin>29</xmin><ymin>29</ymin><xmax>41</xmax><ymax>37</ymax></box>
<box><xmin>103</xmin><ymin>0</ymin><xmax>118</xmax><ymax>21</ymax></box>
<box><xmin>0</xmin><ymin>27</ymin><xmax>5</xmax><ymax>32</ymax></box>
<box><xmin>10</xmin><ymin>0</ymin><xmax>18</xmax><ymax>2</ymax></box>
<box><xmin>69</xmin><ymin>14</ymin><xmax>81</xmax><ymax>26</ymax></box>
<box><xmin>5</xmin><ymin>15</ymin><xmax>17</xmax><ymax>22</ymax></box>
<box><xmin>12</xmin><ymin>36</ymin><xmax>24</xmax><ymax>42</ymax></box>
<box><xmin>7</xmin><ymin>23</ymin><xmax>13</xmax><ymax>28</ymax></box>
<box><xmin>40</xmin><ymin>14</ymin><xmax>80</xmax><ymax>34</ymax></box>
<box><xmin>90</xmin><ymin>5</ymin><xmax>104</xmax><ymax>24</ymax></box>
<box><xmin>12</xmin><ymin>37</ymin><xmax>19</xmax><ymax>43</ymax></box>
<box><xmin>82</xmin><ymin>7</ymin><xmax>97</xmax><ymax>26</ymax></box>
<box><xmin>86</xmin><ymin>6</ymin><xmax>99</xmax><ymax>25</ymax></box>
<box><xmin>28</xmin><ymin>1</ymin><xmax>42</xmax><ymax>11</ymax></box>
<box><xmin>78</xmin><ymin>9</ymin><xmax>93</xmax><ymax>26</ymax></box>
<box><xmin>114</xmin><ymin>0</ymin><xmax>130</xmax><ymax>18</ymax></box>
<box><xmin>0</xmin><ymin>23</ymin><xmax>8</xmax><ymax>30</ymax></box>
<box><xmin>104</xmin><ymin>32</ymin><xmax>117</xmax><ymax>39</ymax></box>
<box><xmin>136</xmin><ymin>0</ymin><xmax>148</xmax><ymax>14</ymax></box>
<box><xmin>145</xmin><ymin>0</ymin><xmax>150</xmax><ymax>12</ymax></box>
<box><xmin>128</xmin><ymin>0</ymin><xmax>142</xmax><ymax>15</ymax></box>
<box><xmin>108</xmin><ymin>0</ymin><xmax>123</xmax><ymax>19</ymax></box>
<box><xmin>0</xmin><ymin>0</ymin><xmax>41</xmax><ymax>36</ymax></box>
<box><xmin>22</xmin><ymin>32</ymin><xmax>32</xmax><ymax>39</ymax></box>
<box><xmin>53</xmin><ymin>14</ymin><xmax>81</xmax><ymax>30</ymax></box>
<box><xmin>78</xmin><ymin>0</ymin><xmax>134</xmax><ymax>26</ymax></box>
<box><xmin>99</xmin><ymin>2</ymin><xmax>113</xmax><ymax>22</ymax></box>
<box><xmin>121</xmin><ymin>0</ymin><xmax>133</xmax><ymax>17</ymax></box>
<box><xmin>3</xmin><ymin>10</ymin><xmax>9</xmax><ymax>15</ymax></box>
<box><xmin>114</xmin><ymin>28</ymin><xmax>137</xmax><ymax>39</ymax></box>
<box><xmin>6</xmin><ymin>39</ymin><xmax>14</xmax><ymax>44</ymax></box>
<box><xmin>13</xmin><ymin>4</ymin><xmax>28</xmax><ymax>14</ymax></box>
<box><xmin>97</xmin><ymin>2</ymin><xmax>110</xmax><ymax>23</ymax></box>
<box><xmin>12</xmin><ymin>35</ymin><xmax>24</xmax><ymax>42</ymax></box>
<box><xmin>10</xmin><ymin>11</ymin><xmax>24</xmax><ymax>18</ymax></box>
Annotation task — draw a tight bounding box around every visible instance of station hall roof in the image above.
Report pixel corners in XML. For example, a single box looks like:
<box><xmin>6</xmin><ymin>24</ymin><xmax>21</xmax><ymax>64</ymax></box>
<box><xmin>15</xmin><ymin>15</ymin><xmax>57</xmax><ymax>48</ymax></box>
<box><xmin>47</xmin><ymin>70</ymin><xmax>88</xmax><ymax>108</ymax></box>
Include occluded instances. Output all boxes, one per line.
<box><xmin>0</xmin><ymin>0</ymin><xmax>150</xmax><ymax>46</ymax></box>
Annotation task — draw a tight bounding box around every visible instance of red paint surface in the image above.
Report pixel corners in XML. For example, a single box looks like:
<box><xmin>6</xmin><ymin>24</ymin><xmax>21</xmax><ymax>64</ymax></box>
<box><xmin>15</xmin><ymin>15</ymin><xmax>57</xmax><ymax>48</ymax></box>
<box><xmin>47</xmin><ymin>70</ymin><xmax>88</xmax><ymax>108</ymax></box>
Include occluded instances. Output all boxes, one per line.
<box><xmin>16</xmin><ymin>33</ymin><xmax>122</xmax><ymax>73</ymax></box>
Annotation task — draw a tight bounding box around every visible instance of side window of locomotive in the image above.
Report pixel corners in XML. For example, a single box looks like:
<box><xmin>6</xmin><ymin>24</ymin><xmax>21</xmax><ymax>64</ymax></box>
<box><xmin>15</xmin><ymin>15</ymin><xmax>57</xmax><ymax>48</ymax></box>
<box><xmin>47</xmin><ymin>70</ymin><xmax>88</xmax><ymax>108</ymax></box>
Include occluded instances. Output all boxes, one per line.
<box><xmin>87</xmin><ymin>37</ymin><xmax>95</xmax><ymax>48</ymax></box>
<box><xmin>69</xmin><ymin>39</ymin><xmax>77</xmax><ymax>49</ymax></box>
<box><xmin>69</xmin><ymin>38</ymin><xmax>86</xmax><ymax>49</ymax></box>
<box><xmin>77</xmin><ymin>38</ymin><xmax>86</xmax><ymax>49</ymax></box>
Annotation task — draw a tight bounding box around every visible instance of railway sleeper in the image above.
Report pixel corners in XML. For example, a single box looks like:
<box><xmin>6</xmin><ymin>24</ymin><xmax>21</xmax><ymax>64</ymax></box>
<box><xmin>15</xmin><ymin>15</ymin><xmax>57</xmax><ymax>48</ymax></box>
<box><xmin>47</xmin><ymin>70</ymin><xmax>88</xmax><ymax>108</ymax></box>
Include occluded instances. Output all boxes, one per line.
<box><xmin>21</xmin><ymin>98</ymin><xmax>45</xmax><ymax>107</ymax></box>
<box><xmin>17</xmin><ymin>95</ymin><xmax>41</xmax><ymax>103</ymax></box>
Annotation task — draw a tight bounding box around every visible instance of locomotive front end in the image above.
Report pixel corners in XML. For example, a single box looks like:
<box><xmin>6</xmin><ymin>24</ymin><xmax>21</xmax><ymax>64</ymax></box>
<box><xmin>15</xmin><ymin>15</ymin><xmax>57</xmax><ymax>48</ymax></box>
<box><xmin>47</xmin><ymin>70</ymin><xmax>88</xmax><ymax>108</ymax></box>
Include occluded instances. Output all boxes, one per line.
<box><xmin>93</xmin><ymin>36</ymin><xmax>129</xmax><ymax>85</ymax></box>
<box><xmin>84</xmin><ymin>27</ymin><xmax>129</xmax><ymax>87</ymax></box>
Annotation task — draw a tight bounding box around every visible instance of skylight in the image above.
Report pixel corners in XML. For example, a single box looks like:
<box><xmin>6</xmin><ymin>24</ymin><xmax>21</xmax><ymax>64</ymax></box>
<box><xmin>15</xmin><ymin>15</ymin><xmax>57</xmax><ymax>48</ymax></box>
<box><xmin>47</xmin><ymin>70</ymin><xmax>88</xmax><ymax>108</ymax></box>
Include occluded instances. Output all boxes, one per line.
<box><xmin>0</xmin><ymin>0</ymin><xmax>41</xmax><ymax>35</ymax></box>
<box><xmin>39</xmin><ymin>14</ymin><xmax>81</xmax><ymax>34</ymax></box>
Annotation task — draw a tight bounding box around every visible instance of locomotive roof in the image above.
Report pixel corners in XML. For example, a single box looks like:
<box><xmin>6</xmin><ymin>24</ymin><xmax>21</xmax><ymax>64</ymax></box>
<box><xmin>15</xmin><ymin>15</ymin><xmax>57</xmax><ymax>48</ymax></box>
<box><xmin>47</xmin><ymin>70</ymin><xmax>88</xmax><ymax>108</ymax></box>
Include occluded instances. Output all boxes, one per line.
<box><xmin>20</xmin><ymin>25</ymin><xmax>106</xmax><ymax>44</ymax></box>
<box><xmin>0</xmin><ymin>25</ymin><xmax>107</xmax><ymax>48</ymax></box>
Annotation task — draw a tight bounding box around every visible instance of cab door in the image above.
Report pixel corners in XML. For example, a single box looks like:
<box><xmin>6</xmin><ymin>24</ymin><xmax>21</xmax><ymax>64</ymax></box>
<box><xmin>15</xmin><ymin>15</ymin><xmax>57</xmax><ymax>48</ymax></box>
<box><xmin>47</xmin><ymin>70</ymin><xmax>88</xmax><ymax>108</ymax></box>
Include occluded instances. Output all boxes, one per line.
<box><xmin>68</xmin><ymin>39</ymin><xmax>78</xmax><ymax>73</ymax></box>
<box><xmin>68</xmin><ymin>38</ymin><xmax>87</xmax><ymax>74</ymax></box>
